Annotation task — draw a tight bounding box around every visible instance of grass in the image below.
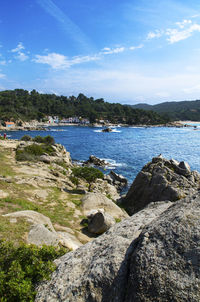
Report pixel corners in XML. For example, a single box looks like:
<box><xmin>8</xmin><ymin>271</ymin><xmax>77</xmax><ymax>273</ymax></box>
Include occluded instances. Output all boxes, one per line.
<box><xmin>0</xmin><ymin>148</ymin><xmax>15</xmax><ymax>177</ymax></box>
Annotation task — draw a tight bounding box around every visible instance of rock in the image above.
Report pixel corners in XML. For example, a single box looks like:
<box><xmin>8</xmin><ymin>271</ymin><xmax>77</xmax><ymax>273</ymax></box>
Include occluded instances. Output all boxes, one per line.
<box><xmin>102</xmin><ymin>127</ymin><xmax>112</xmax><ymax>132</ymax></box>
<box><xmin>84</xmin><ymin>155</ymin><xmax>108</xmax><ymax>167</ymax></box>
<box><xmin>81</xmin><ymin>192</ymin><xmax>128</xmax><ymax>220</ymax></box>
<box><xmin>121</xmin><ymin>155</ymin><xmax>200</xmax><ymax>215</ymax></box>
<box><xmin>124</xmin><ymin>194</ymin><xmax>200</xmax><ymax>302</ymax></box>
<box><xmin>39</xmin><ymin>155</ymin><xmax>51</xmax><ymax>164</ymax></box>
<box><xmin>28</xmin><ymin>224</ymin><xmax>59</xmax><ymax>246</ymax></box>
<box><xmin>35</xmin><ymin>200</ymin><xmax>172</xmax><ymax>301</ymax></box>
<box><xmin>91</xmin><ymin>178</ymin><xmax>120</xmax><ymax>200</ymax></box>
<box><xmin>57</xmin><ymin>232</ymin><xmax>83</xmax><ymax>250</ymax></box>
<box><xmin>3</xmin><ymin>210</ymin><xmax>55</xmax><ymax>232</ymax></box>
<box><xmin>108</xmin><ymin>170</ymin><xmax>128</xmax><ymax>191</ymax></box>
<box><xmin>87</xmin><ymin>210</ymin><xmax>116</xmax><ymax>234</ymax></box>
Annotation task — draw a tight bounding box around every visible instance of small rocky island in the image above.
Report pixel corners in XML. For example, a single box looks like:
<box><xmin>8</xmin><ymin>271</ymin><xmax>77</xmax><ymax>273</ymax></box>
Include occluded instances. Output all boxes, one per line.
<box><xmin>0</xmin><ymin>138</ymin><xmax>199</xmax><ymax>301</ymax></box>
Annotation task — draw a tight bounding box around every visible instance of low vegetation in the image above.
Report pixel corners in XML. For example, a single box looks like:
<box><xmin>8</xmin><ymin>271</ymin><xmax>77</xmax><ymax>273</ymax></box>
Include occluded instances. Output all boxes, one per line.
<box><xmin>0</xmin><ymin>240</ymin><xmax>67</xmax><ymax>302</ymax></box>
<box><xmin>72</xmin><ymin>166</ymin><xmax>104</xmax><ymax>190</ymax></box>
<box><xmin>16</xmin><ymin>135</ymin><xmax>55</xmax><ymax>162</ymax></box>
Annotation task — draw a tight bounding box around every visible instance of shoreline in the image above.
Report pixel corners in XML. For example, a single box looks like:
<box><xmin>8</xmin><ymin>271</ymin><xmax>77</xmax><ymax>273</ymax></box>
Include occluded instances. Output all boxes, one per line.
<box><xmin>0</xmin><ymin>121</ymin><xmax>191</xmax><ymax>132</ymax></box>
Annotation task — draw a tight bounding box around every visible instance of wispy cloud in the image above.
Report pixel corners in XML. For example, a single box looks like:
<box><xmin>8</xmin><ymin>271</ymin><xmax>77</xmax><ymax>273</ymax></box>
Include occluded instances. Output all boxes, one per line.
<box><xmin>101</xmin><ymin>47</ymin><xmax>125</xmax><ymax>55</ymax></box>
<box><xmin>129</xmin><ymin>44</ymin><xmax>144</xmax><ymax>50</ymax></box>
<box><xmin>11</xmin><ymin>42</ymin><xmax>25</xmax><ymax>53</ymax></box>
<box><xmin>10</xmin><ymin>42</ymin><xmax>29</xmax><ymax>61</ymax></box>
<box><xmin>166</xmin><ymin>22</ymin><xmax>200</xmax><ymax>43</ymax></box>
<box><xmin>33</xmin><ymin>43</ymin><xmax>143</xmax><ymax>70</ymax></box>
<box><xmin>33</xmin><ymin>52</ymin><xmax>100</xmax><ymax>69</ymax></box>
<box><xmin>146</xmin><ymin>30</ymin><xmax>163</xmax><ymax>40</ymax></box>
<box><xmin>146</xmin><ymin>18</ymin><xmax>200</xmax><ymax>44</ymax></box>
<box><xmin>36</xmin><ymin>0</ymin><xmax>94</xmax><ymax>52</ymax></box>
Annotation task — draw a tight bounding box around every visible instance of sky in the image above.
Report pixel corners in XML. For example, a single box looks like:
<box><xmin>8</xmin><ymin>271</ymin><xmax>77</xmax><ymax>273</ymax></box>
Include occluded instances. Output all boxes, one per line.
<box><xmin>1</xmin><ymin>0</ymin><xmax>200</xmax><ymax>104</ymax></box>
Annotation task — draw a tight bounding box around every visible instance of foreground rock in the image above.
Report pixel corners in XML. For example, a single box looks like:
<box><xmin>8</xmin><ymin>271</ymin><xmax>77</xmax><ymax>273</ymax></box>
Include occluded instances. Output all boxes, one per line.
<box><xmin>35</xmin><ymin>200</ymin><xmax>172</xmax><ymax>301</ymax></box>
<box><xmin>121</xmin><ymin>155</ymin><xmax>200</xmax><ymax>214</ymax></box>
<box><xmin>36</xmin><ymin>193</ymin><xmax>200</xmax><ymax>302</ymax></box>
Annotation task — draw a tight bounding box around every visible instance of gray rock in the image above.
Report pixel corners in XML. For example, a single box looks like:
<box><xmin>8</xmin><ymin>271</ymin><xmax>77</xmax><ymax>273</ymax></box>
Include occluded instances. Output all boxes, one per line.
<box><xmin>108</xmin><ymin>170</ymin><xmax>128</xmax><ymax>191</ymax></box>
<box><xmin>35</xmin><ymin>200</ymin><xmax>172</xmax><ymax>301</ymax></box>
<box><xmin>125</xmin><ymin>193</ymin><xmax>200</xmax><ymax>302</ymax></box>
<box><xmin>3</xmin><ymin>210</ymin><xmax>55</xmax><ymax>232</ymax></box>
<box><xmin>84</xmin><ymin>155</ymin><xmax>108</xmax><ymax>167</ymax></box>
<box><xmin>28</xmin><ymin>224</ymin><xmax>59</xmax><ymax>246</ymax></box>
<box><xmin>81</xmin><ymin>192</ymin><xmax>128</xmax><ymax>220</ymax></box>
<box><xmin>87</xmin><ymin>210</ymin><xmax>116</xmax><ymax>234</ymax></box>
<box><xmin>121</xmin><ymin>156</ymin><xmax>200</xmax><ymax>215</ymax></box>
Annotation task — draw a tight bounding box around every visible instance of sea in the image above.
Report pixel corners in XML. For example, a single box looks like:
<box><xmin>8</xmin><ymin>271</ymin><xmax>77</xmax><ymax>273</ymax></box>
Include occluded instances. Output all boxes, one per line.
<box><xmin>2</xmin><ymin>125</ymin><xmax>200</xmax><ymax>186</ymax></box>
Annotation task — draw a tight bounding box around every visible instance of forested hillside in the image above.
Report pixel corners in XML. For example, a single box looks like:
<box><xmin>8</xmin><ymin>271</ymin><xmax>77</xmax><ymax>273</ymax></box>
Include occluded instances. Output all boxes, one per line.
<box><xmin>0</xmin><ymin>89</ymin><xmax>168</xmax><ymax>125</ymax></box>
<box><xmin>131</xmin><ymin>100</ymin><xmax>200</xmax><ymax>121</ymax></box>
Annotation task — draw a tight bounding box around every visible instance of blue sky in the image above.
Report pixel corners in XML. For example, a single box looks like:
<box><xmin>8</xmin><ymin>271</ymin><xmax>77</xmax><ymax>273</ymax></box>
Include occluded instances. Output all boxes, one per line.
<box><xmin>1</xmin><ymin>0</ymin><xmax>200</xmax><ymax>104</ymax></box>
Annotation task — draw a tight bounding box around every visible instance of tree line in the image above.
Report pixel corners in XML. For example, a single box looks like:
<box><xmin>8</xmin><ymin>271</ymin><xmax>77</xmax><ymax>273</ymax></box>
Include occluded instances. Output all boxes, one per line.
<box><xmin>0</xmin><ymin>89</ymin><xmax>169</xmax><ymax>125</ymax></box>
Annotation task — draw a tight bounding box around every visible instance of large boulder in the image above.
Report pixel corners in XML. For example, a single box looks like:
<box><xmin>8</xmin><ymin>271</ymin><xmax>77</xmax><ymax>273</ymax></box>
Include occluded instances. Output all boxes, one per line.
<box><xmin>35</xmin><ymin>200</ymin><xmax>172</xmax><ymax>301</ymax></box>
<box><xmin>81</xmin><ymin>192</ymin><xmax>128</xmax><ymax>220</ymax></box>
<box><xmin>36</xmin><ymin>193</ymin><xmax>200</xmax><ymax>302</ymax></box>
<box><xmin>87</xmin><ymin>210</ymin><xmax>116</xmax><ymax>234</ymax></box>
<box><xmin>121</xmin><ymin>155</ymin><xmax>200</xmax><ymax>214</ymax></box>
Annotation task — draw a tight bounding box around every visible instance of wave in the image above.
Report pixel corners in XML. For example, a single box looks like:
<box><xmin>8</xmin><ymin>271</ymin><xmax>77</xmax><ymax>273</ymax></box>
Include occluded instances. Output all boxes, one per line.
<box><xmin>101</xmin><ymin>158</ymin><xmax>127</xmax><ymax>169</ymax></box>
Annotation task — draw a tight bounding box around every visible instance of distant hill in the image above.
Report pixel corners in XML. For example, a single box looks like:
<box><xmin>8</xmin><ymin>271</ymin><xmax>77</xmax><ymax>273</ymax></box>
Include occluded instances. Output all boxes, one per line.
<box><xmin>0</xmin><ymin>89</ymin><xmax>168</xmax><ymax>125</ymax></box>
<box><xmin>131</xmin><ymin>100</ymin><xmax>200</xmax><ymax>121</ymax></box>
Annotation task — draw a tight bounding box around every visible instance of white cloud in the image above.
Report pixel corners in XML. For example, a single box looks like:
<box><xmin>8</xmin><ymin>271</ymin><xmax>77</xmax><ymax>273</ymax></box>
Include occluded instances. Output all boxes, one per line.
<box><xmin>33</xmin><ymin>52</ymin><xmax>100</xmax><ymax>69</ymax></box>
<box><xmin>34</xmin><ymin>53</ymin><xmax>70</xmax><ymax>69</ymax></box>
<box><xmin>176</xmin><ymin>19</ymin><xmax>192</xmax><ymax>29</ymax></box>
<box><xmin>146</xmin><ymin>30</ymin><xmax>163</xmax><ymax>40</ymax></box>
<box><xmin>11</xmin><ymin>42</ymin><xmax>29</xmax><ymax>61</ymax></box>
<box><xmin>101</xmin><ymin>47</ymin><xmax>125</xmax><ymax>55</ymax></box>
<box><xmin>167</xmin><ymin>23</ymin><xmax>200</xmax><ymax>43</ymax></box>
<box><xmin>11</xmin><ymin>42</ymin><xmax>25</xmax><ymax>53</ymax></box>
<box><xmin>129</xmin><ymin>44</ymin><xmax>144</xmax><ymax>50</ymax></box>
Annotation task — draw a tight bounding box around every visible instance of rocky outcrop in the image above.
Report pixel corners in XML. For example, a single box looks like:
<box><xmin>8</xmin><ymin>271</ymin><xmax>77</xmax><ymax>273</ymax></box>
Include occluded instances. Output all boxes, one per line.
<box><xmin>105</xmin><ymin>171</ymin><xmax>128</xmax><ymax>192</ymax></box>
<box><xmin>36</xmin><ymin>193</ymin><xmax>200</xmax><ymax>302</ymax></box>
<box><xmin>121</xmin><ymin>155</ymin><xmax>200</xmax><ymax>215</ymax></box>
<box><xmin>81</xmin><ymin>192</ymin><xmax>128</xmax><ymax>220</ymax></box>
<box><xmin>84</xmin><ymin>155</ymin><xmax>108</xmax><ymax>167</ymax></box>
<box><xmin>35</xmin><ymin>200</ymin><xmax>172</xmax><ymax>301</ymax></box>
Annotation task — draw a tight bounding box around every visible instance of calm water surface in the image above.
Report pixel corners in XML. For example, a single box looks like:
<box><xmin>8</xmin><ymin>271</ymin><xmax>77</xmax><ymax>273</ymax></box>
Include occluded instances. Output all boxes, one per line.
<box><xmin>2</xmin><ymin>126</ymin><xmax>200</xmax><ymax>185</ymax></box>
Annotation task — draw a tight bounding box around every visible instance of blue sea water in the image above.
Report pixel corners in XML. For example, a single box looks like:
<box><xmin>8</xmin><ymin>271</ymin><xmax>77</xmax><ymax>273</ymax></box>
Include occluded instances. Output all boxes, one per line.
<box><xmin>2</xmin><ymin>125</ymin><xmax>200</xmax><ymax>185</ymax></box>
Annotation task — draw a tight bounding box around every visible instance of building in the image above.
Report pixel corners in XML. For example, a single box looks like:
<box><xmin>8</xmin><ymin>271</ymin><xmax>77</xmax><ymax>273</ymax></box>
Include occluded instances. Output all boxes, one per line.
<box><xmin>5</xmin><ymin>122</ymin><xmax>15</xmax><ymax>128</ymax></box>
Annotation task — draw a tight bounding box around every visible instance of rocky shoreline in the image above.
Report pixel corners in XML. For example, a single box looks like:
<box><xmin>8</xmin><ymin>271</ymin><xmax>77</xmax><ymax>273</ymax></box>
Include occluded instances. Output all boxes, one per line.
<box><xmin>0</xmin><ymin>138</ymin><xmax>199</xmax><ymax>301</ymax></box>
<box><xmin>0</xmin><ymin>120</ymin><xmax>191</xmax><ymax>132</ymax></box>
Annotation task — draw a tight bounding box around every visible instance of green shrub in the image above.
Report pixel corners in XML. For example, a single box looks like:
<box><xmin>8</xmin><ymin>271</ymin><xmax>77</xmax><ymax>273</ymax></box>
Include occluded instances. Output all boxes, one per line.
<box><xmin>69</xmin><ymin>175</ymin><xmax>79</xmax><ymax>186</ymax></box>
<box><xmin>20</xmin><ymin>135</ymin><xmax>32</xmax><ymax>142</ymax></box>
<box><xmin>0</xmin><ymin>240</ymin><xmax>67</xmax><ymax>302</ymax></box>
<box><xmin>33</xmin><ymin>135</ymin><xmax>55</xmax><ymax>145</ymax></box>
<box><xmin>72</xmin><ymin>166</ymin><xmax>104</xmax><ymax>190</ymax></box>
<box><xmin>16</xmin><ymin>143</ymin><xmax>55</xmax><ymax>162</ymax></box>
<box><xmin>32</xmin><ymin>135</ymin><xmax>45</xmax><ymax>143</ymax></box>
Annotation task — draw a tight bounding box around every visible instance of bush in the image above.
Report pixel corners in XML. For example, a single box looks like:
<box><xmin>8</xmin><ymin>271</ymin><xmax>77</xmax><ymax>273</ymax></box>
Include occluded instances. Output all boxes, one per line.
<box><xmin>0</xmin><ymin>240</ymin><xmax>67</xmax><ymax>302</ymax></box>
<box><xmin>20</xmin><ymin>135</ymin><xmax>32</xmax><ymax>142</ymax></box>
<box><xmin>16</xmin><ymin>143</ymin><xmax>55</xmax><ymax>162</ymax></box>
<box><xmin>72</xmin><ymin>166</ymin><xmax>104</xmax><ymax>190</ymax></box>
<box><xmin>33</xmin><ymin>135</ymin><xmax>55</xmax><ymax>145</ymax></box>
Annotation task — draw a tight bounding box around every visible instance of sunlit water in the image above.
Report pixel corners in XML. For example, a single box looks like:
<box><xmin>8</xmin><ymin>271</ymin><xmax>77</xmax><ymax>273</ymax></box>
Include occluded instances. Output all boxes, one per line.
<box><xmin>2</xmin><ymin>125</ymin><xmax>200</xmax><ymax>185</ymax></box>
